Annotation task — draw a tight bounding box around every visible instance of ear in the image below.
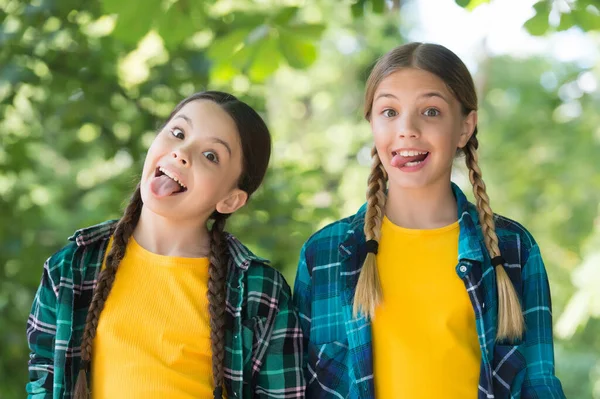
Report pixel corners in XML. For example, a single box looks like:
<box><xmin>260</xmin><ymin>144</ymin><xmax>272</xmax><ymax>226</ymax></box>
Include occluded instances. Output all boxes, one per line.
<box><xmin>216</xmin><ymin>188</ymin><xmax>248</xmax><ymax>214</ymax></box>
<box><xmin>457</xmin><ymin>110</ymin><xmax>477</xmax><ymax>149</ymax></box>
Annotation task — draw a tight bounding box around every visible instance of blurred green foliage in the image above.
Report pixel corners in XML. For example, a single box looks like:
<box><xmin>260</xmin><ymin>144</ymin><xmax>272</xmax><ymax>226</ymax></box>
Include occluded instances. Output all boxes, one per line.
<box><xmin>1</xmin><ymin>0</ymin><xmax>599</xmax><ymax>397</ymax></box>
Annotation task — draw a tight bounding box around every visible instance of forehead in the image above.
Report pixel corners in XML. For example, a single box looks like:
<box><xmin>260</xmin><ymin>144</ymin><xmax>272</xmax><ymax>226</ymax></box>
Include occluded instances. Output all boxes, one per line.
<box><xmin>375</xmin><ymin>68</ymin><xmax>454</xmax><ymax>100</ymax></box>
<box><xmin>173</xmin><ymin>99</ymin><xmax>240</xmax><ymax>144</ymax></box>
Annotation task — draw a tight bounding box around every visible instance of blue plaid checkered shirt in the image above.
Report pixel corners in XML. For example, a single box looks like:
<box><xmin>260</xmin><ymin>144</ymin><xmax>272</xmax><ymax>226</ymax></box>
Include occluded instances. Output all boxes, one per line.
<box><xmin>293</xmin><ymin>183</ymin><xmax>565</xmax><ymax>399</ymax></box>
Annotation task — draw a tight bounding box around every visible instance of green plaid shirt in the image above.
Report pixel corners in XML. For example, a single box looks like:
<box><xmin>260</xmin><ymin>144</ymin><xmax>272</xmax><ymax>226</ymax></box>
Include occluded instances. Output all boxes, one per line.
<box><xmin>27</xmin><ymin>220</ymin><xmax>305</xmax><ymax>398</ymax></box>
<box><xmin>293</xmin><ymin>183</ymin><xmax>565</xmax><ymax>399</ymax></box>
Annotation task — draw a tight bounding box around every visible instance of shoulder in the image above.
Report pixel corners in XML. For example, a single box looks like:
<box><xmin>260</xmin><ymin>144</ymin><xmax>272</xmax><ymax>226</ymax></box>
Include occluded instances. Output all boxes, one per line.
<box><xmin>301</xmin><ymin>210</ymin><xmax>364</xmax><ymax>267</ymax></box>
<box><xmin>226</xmin><ymin>234</ymin><xmax>292</xmax><ymax>301</ymax></box>
<box><xmin>493</xmin><ymin>212</ymin><xmax>539</xmax><ymax>264</ymax></box>
<box><xmin>244</xmin><ymin>262</ymin><xmax>292</xmax><ymax>301</ymax></box>
<box><xmin>68</xmin><ymin>219</ymin><xmax>117</xmax><ymax>246</ymax></box>
<box><xmin>46</xmin><ymin>220</ymin><xmax>116</xmax><ymax>280</ymax></box>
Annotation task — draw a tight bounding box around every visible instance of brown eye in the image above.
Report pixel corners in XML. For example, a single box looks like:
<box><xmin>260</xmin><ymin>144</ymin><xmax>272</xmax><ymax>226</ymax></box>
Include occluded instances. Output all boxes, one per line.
<box><xmin>171</xmin><ymin>128</ymin><xmax>185</xmax><ymax>139</ymax></box>
<box><xmin>203</xmin><ymin>151</ymin><xmax>219</xmax><ymax>164</ymax></box>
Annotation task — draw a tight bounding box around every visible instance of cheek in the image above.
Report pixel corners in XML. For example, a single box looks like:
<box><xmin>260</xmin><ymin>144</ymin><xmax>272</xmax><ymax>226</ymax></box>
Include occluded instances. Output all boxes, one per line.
<box><xmin>370</xmin><ymin>117</ymin><xmax>389</xmax><ymax>136</ymax></box>
<box><xmin>142</xmin><ymin>143</ymin><xmax>160</xmax><ymax>172</ymax></box>
<box><xmin>370</xmin><ymin>121</ymin><xmax>393</xmax><ymax>168</ymax></box>
<box><xmin>194</xmin><ymin>168</ymin><xmax>223</xmax><ymax>195</ymax></box>
<box><xmin>448</xmin><ymin>128</ymin><xmax>465</xmax><ymax>150</ymax></box>
<box><xmin>371</xmin><ymin>119</ymin><xmax>390</xmax><ymax>146</ymax></box>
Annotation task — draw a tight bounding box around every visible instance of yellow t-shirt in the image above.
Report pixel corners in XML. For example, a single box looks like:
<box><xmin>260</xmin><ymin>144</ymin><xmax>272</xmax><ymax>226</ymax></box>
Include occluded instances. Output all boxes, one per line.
<box><xmin>92</xmin><ymin>236</ymin><xmax>215</xmax><ymax>399</ymax></box>
<box><xmin>372</xmin><ymin>217</ymin><xmax>480</xmax><ymax>398</ymax></box>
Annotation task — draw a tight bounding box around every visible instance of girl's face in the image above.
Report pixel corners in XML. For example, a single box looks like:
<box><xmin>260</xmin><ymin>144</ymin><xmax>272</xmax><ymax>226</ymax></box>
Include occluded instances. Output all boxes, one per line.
<box><xmin>140</xmin><ymin>100</ymin><xmax>248</xmax><ymax>224</ymax></box>
<box><xmin>370</xmin><ymin>68</ymin><xmax>476</xmax><ymax>191</ymax></box>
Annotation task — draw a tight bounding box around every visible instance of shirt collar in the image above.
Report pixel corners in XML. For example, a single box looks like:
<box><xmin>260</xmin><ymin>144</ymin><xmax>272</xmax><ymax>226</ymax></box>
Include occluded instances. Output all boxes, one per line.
<box><xmin>340</xmin><ymin>182</ymin><xmax>485</xmax><ymax>263</ymax></box>
<box><xmin>69</xmin><ymin>220</ymin><xmax>269</xmax><ymax>270</ymax></box>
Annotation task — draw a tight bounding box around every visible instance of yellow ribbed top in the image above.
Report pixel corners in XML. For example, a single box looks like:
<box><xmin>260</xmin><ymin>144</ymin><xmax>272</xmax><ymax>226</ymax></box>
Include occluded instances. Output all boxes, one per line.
<box><xmin>373</xmin><ymin>217</ymin><xmax>480</xmax><ymax>399</ymax></box>
<box><xmin>92</xmin><ymin>236</ymin><xmax>215</xmax><ymax>398</ymax></box>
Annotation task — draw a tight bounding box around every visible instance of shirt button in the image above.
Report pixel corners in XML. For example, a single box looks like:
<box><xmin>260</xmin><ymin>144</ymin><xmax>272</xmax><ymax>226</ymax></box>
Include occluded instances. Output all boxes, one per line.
<box><xmin>459</xmin><ymin>265</ymin><xmax>467</xmax><ymax>273</ymax></box>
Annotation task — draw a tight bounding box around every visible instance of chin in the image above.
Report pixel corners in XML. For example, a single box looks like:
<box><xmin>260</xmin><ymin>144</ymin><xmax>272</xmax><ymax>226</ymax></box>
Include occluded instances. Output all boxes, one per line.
<box><xmin>388</xmin><ymin>177</ymin><xmax>431</xmax><ymax>190</ymax></box>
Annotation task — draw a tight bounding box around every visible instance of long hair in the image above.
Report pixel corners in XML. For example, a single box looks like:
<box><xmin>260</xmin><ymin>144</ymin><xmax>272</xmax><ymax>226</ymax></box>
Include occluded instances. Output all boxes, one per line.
<box><xmin>74</xmin><ymin>91</ymin><xmax>272</xmax><ymax>398</ymax></box>
<box><xmin>356</xmin><ymin>43</ymin><xmax>524</xmax><ymax>342</ymax></box>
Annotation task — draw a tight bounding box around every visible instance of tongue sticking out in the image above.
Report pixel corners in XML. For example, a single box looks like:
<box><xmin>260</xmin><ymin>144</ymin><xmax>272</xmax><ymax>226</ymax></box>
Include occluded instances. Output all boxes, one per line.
<box><xmin>391</xmin><ymin>153</ymin><xmax>428</xmax><ymax>168</ymax></box>
<box><xmin>150</xmin><ymin>175</ymin><xmax>182</xmax><ymax>198</ymax></box>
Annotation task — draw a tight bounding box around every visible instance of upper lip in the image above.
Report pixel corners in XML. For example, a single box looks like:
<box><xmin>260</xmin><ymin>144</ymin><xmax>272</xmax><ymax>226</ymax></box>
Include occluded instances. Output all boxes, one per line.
<box><xmin>391</xmin><ymin>148</ymin><xmax>429</xmax><ymax>157</ymax></box>
<box><xmin>155</xmin><ymin>165</ymin><xmax>187</xmax><ymax>189</ymax></box>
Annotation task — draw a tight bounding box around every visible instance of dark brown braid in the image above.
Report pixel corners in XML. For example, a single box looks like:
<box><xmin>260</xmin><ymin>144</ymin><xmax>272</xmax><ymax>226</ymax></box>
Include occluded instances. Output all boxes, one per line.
<box><xmin>74</xmin><ymin>185</ymin><xmax>143</xmax><ymax>399</ymax></box>
<box><xmin>207</xmin><ymin>214</ymin><xmax>230</xmax><ymax>398</ymax></box>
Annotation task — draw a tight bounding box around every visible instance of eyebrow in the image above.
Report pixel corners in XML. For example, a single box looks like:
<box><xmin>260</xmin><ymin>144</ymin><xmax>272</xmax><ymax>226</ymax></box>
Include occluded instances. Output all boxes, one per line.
<box><xmin>174</xmin><ymin>114</ymin><xmax>193</xmax><ymax>128</ymax></box>
<box><xmin>421</xmin><ymin>91</ymin><xmax>449</xmax><ymax>103</ymax></box>
<box><xmin>209</xmin><ymin>137</ymin><xmax>232</xmax><ymax>156</ymax></box>
<box><xmin>374</xmin><ymin>91</ymin><xmax>450</xmax><ymax>103</ymax></box>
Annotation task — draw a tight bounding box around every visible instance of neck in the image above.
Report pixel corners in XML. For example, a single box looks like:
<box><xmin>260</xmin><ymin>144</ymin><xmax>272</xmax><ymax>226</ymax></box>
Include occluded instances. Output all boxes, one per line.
<box><xmin>385</xmin><ymin>180</ymin><xmax>458</xmax><ymax>229</ymax></box>
<box><xmin>133</xmin><ymin>206</ymin><xmax>212</xmax><ymax>258</ymax></box>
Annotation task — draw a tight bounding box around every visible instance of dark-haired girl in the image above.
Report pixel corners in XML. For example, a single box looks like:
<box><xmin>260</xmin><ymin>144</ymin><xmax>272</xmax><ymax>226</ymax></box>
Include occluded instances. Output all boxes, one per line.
<box><xmin>27</xmin><ymin>91</ymin><xmax>304</xmax><ymax>399</ymax></box>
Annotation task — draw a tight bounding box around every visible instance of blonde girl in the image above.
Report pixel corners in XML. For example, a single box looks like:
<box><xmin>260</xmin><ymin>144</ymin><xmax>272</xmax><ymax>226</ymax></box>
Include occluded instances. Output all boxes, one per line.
<box><xmin>293</xmin><ymin>43</ymin><xmax>564</xmax><ymax>399</ymax></box>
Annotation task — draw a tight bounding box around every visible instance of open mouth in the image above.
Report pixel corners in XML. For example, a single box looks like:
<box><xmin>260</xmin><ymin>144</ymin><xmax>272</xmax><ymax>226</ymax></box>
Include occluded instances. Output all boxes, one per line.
<box><xmin>155</xmin><ymin>166</ymin><xmax>187</xmax><ymax>193</ymax></box>
<box><xmin>391</xmin><ymin>150</ymin><xmax>430</xmax><ymax>167</ymax></box>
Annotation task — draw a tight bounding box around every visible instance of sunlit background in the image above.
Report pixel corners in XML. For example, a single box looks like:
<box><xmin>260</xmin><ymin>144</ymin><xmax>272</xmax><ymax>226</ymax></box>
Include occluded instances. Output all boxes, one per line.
<box><xmin>1</xmin><ymin>0</ymin><xmax>599</xmax><ymax>397</ymax></box>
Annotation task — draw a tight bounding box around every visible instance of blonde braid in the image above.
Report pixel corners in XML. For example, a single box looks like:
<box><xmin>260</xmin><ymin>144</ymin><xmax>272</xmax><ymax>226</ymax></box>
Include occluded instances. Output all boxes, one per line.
<box><xmin>353</xmin><ymin>146</ymin><xmax>387</xmax><ymax>319</ymax></box>
<box><xmin>464</xmin><ymin>139</ymin><xmax>524</xmax><ymax>341</ymax></box>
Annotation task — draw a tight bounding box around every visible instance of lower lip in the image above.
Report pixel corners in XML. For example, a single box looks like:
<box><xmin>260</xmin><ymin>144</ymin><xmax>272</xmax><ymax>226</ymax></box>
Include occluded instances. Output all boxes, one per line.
<box><xmin>395</xmin><ymin>154</ymin><xmax>430</xmax><ymax>172</ymax></box>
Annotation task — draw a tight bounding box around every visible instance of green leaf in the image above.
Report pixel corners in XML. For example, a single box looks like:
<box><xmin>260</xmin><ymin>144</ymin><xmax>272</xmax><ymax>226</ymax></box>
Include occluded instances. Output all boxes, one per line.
<box><xmin>351</xmin><ymin>0</ymin><xmax>366</xmax><ymax>18</ymax></box>
<box><xmin>279</xmin><ymin>31</ymin><xmax>317</xmax><ymax>69</ymax></box>
<box><xmin>577</xmin><ymin>0</ymin><xmax>598</xmax><ymax>8</ymax></box>
<box><xmin>524</xmin><ymin>1</ymin><xmax>551</xmax><ymax>36</ymax></box>
<box><xmin>157</xmin><ymin>3</ymin><xmax>200</xmax><ymax>48</ymax></box>
<box><xmin>246</xmin><ymin>24</ymin><xmax>270</xmax><ymax>45</ymax></box>
<box><xmin>371</xmin><ymin>0</ymin><xmax>385</xmax><ymax>13</ymax></box>
<box><xmin>227</xmin><ymin>11</ymin><xmax>268</xmax><ymax>28</ymax></box>
<box><xmin>557</xmin><ymin>12</ymin><xmax>575</xmax><ymax>31</ymax></box>
<box><xmin>206</xmin><ymin>29</ymin><xmax>251</xmax><ymax>62</ymax></box>
<box><xmin>273</xmin><ymin>7</ymin><xmax>300</xmax><ymax>25</ymax></box>
<box><xmin>455</xmin><ymin>0</ymin><xmax>491</xmax><ymax>10</ymax></box>
<box><xmin>209</xmin><ymin>63</ymin><xmax>239</xmax><ymax>82</ymax></box>
<box><xmin>247</xmin><ymin>35</ymin><xmax>281</xmax><ymax>82</ymax></box>
<box><xmin>571</xmin><ymin>7</ymin><xmax>600</xmax><ymax>31</ymax></box>
<box><xmin>283</xmin><ymin>24</ymin><xmax>326</xmax><ymax>40</ymax></box>
<box><xmin>103</xmin><ymin>0</ymin><xmax>162</xmax><ymax>45</ymax></box>
<box><xmin>102</xmin><ymin>0</ymin><xmax>130</xmax><ymax>14</ymax></box>
<box><xmin>466</xmin><ymin>0</ymin><xmax>491</xmax><ymax>11</ymax></box>
<box><xmin>230</xmin><ymin>42</ymin><xmax>254</xmax><ymax>70</ymax></box>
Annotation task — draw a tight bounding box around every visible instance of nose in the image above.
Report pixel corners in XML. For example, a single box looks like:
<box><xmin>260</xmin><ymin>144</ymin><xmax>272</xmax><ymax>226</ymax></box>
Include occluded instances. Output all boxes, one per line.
<box><xmin>171</xmin><ymin>150</ymin><xmax>189</xmax><ymax>166</ymax></box>
<box><xmin>397</xmin><ymin>114</ymin><xmax>420</xmax><ymax>139</ymax></box>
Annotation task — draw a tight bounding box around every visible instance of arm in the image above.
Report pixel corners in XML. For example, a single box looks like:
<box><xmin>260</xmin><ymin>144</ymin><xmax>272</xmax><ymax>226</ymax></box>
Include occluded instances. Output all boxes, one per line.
<box><xmin>520</xmin><ymin>244</ymin><xmax>566</xmax><ymax>399</ymax></box>
<box><xmin>26</xmin><ymin>258</ymin><xmax>57</xmax><ymax>399</ymax></box>
<box><xmin>253</xmin><ymin>271</ymin><xmax>306</xmax><ymax>398</ymax></box>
